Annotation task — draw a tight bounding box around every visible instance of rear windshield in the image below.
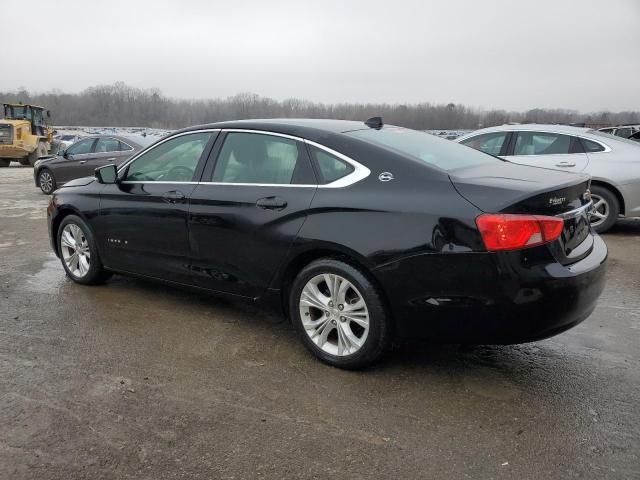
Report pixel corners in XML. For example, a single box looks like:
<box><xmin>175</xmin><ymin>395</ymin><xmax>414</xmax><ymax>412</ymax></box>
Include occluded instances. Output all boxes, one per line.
<box><xmin>347</xmin><ymin>127</ymin><xmax>503</xmax><ymax>171</ymax></box>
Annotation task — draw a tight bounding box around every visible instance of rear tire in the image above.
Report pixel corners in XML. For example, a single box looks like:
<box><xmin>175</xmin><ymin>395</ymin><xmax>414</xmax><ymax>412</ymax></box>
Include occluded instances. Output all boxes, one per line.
<box><xmin>57</xmin><ymin>215</ymin><xmax>112</xmax><ymax>285</ymax></box>
<box><xmin>19</xmin><ymin>158</ymin><xmax>30</xmax><ymax>166</ymax></box>
<box><xmin>289</xmin><ymin>258</ymin><xmax>390</xmax><ymax>369</ymax></box>
<box><xmin>0</xmin><ymin>159</ymin><xmax>10</xmax><ymax>167</ymax></box>
<box><xmin>27</xmin><ymin>150</ymin><xmax>38</xmax><ymax>166</ymax></box>
<box><xmin>590</xmin><ymin>185</ymin><xmax>619</xmax><ymax>234</ymax></box>
<box><xmin>38</xmin><ymin>168</ymin><xmax>56</xmax><ymax>194</ymax></box>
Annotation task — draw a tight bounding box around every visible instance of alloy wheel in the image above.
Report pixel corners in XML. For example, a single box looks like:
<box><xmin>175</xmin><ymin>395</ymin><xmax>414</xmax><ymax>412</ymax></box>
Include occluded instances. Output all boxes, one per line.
<box><xmin>39</xmin><ymin>171</ymin><xmax>54</xmax><ymax>194</ymax></box>
<box><xmin>590</xmin><ymin>194</ymin><xmax>609</xmax><ymax>228</ymax></box>
<box><xmin>299</xmin><ymin>273</ymin><xmax>370</xmax><ymax>356</ymax></box>
<box><xmin>60</xmin><ymin>223</ymin><xmax>91</xmax><ymax>278</ymax></box>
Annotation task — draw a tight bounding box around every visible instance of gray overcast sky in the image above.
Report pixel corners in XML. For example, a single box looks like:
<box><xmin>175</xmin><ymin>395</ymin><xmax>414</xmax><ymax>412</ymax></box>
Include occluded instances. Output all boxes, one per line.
<box><xmin>2</xmin><ymin>0</ymin><xmax>639</xmax><ymax>111</ymax></box>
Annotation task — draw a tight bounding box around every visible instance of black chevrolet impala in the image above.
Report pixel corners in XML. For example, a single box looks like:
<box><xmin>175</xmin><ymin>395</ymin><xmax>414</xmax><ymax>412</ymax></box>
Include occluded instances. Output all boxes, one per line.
<box><xmin>47</xmin><ymin>118</ymin><xmax>607</xmax><ymax>368</ymax></box>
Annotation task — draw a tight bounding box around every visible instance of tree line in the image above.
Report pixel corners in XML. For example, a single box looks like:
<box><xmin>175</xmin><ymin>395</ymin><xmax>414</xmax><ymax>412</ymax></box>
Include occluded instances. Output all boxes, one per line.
<box><xmin>2</xmin><ymin>82</ymin><xmax>638</xmax><ymax>130</ymax></box>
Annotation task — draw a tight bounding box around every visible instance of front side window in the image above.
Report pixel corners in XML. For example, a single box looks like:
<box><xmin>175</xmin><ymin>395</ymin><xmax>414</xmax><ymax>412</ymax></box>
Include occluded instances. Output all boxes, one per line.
<box><xmin>125</xmin><ymin>132</ymin><xmax>212</xmax><ymax>182</ymax></box>
<box><xmin>212</xmin><ymin>132</ymin><xmax>300</xmax><ymax>184</ymax></box>
<box><xmin>95</xmin><ymin>137</ymin><xmax>121</xmax><ymax>153</ymax></box>
<box><xmin>66</xmin><ymin>138</ymin><xmax>95</xmax><ymax>155</ymax></box>
<box><xmin>460</xmin><ymin>132</ymin><xmax>508</xmax><ymax>156</ymax></box>
<box><xmin>513</xmin><ymin>132</ymin><xmax>572</xmax><ymax>155</ymax></box>
<box><xmin>309</xmin><ymin>146</ymin><xmax>354</xmax><ymax>184</ymax></box>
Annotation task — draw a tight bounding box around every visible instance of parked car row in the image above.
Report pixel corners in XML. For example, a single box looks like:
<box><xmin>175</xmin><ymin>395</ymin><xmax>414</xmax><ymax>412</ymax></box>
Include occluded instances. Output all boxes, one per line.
<box><xmin>47</xmin><ymin>118</ymin><xmax>607</xmax><ymax>368</ymax></box>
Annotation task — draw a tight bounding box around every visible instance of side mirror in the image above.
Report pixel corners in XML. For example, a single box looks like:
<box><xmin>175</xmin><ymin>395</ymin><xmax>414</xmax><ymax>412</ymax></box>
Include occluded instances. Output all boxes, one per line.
<box><xmin>95</xmin><ymin>164</ymin><xmax>118</xmax><ymax>184</ymax></box>
<box><xmin>62</xmin><ymin>150</ymin><xmax>68</xmax><ymax>158</ymax></box>
<box><xmin>46</xmin><ymin>110</ymin><xmax>51</xmax><ymax>118</ymax></box>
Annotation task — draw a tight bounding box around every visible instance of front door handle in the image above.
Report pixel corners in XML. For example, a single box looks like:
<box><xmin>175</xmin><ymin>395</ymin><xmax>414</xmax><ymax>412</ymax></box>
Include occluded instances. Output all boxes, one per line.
<box><xmin>79</xmin><ymin>160</ymin><xmax>87</xmax><ymax>164</ymax></box>
<box><xmin>162</xmin><ymin>190</ymin><xmax>186</xmax><ymax>204</ymax></box>
<box><xmin>256</xmin><ymin>196</ymin><xmax>287</xmax><ymax>210</ymax></box>
<box><xmin>106</xmin><ymin>157</ymin><xmax>117</xmax><ymax>161</ymax></box>
<box><xmin>555</xmin><ymin>161</ymin><xmax>576</xmax><ymax>167</ymax></box>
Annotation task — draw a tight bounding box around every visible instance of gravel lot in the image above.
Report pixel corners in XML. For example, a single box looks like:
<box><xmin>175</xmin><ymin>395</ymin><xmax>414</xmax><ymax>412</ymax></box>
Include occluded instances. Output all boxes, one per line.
<box><xmin>1</xmin><ymin>166</ymin><xmax>639</xmax><ymax>479</ymax></box>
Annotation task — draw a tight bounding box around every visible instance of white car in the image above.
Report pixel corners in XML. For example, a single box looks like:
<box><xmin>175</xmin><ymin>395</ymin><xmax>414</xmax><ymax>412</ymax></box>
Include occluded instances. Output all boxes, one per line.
<box><xmin>456</xmin><ymin>124</ymin><xmax>640</xmax><ymax>232</ymax></box>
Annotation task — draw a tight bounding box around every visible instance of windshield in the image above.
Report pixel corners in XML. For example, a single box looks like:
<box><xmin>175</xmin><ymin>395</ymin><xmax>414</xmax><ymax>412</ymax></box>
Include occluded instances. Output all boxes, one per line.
<box><xmin>588</xmin><ymin>129</ymin><xmax>640</xmax><ymax>147</ymax></box>
<box><xmin>347</xmin><ymin>127</ymin><xmax>504</xmax><ymax>171</ymax></box>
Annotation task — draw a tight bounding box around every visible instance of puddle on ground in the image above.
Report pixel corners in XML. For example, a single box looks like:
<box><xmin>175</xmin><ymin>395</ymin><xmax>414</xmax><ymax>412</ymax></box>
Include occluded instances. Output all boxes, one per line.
<box><xmin>24</xmin><ymin>254</ymin><xmax>68</xmax><ymax>295</ymax></box>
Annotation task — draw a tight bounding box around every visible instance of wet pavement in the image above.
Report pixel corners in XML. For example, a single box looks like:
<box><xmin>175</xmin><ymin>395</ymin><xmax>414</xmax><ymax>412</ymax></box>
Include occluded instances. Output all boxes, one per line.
<box><xmin>1</xmin><ymin>166</ymin><xmax>639</xmax><ymax>479</ymax></box>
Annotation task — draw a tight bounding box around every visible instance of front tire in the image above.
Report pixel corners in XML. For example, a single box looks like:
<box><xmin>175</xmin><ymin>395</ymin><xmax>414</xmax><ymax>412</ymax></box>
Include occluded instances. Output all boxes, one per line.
<box><xmin>590</xmin><ymin>186</ymin><xmax>619</xmax><ymax>233</ymax></box>
<box><xmin>38</xmin><ymin>168</ymin><xmax>56</xmax><ymax>194</ymax></box>
<box><xmin>57</xmin><ymin>215</ymin><xmax>111</xmax><ymax>285</ymax></box>
<box><xmin>290</xmin><ymin>258</ymin><xmax>390</xmax><ymax>369</ymax></box>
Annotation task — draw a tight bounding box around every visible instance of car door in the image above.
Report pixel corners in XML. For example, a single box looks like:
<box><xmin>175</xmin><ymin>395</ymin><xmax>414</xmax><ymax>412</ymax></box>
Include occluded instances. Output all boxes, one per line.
<box><xmin>94</xmin><ymin>130</ymin><xmax>218</xmax><ymax>284</ymax></box>
<box><xmin>55</xmin><ymin>138</ymin><xmax>97</xmax><ymax>183</ymax></box>
<box><xmin>188</xmin><ymin>130</ymin><xmax>317</xmax><ymax>298</ymax></box>
<box><xmin>503</xmin><ymin>131</ymin><xmax>589</xmax><ymax>173</ymax></box>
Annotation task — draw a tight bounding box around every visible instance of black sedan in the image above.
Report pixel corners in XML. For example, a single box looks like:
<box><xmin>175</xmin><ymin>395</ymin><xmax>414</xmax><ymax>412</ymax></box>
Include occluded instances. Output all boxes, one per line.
<box><xmin>34</xmin><ymin>134</ymin><xmax>153</xmax><ymax>194</ymax></box>
<box><xmin>46</xmin><ymin>118</ymin><xmax>607</xmax><ymax>368</ymax></box>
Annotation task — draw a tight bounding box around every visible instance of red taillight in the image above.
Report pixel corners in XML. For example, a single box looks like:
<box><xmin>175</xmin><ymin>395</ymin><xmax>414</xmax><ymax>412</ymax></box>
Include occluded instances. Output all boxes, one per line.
<box><xmin>475</xmin><ymin>214</ymin><xmax>564</xmax><ymax>251</ymax></box>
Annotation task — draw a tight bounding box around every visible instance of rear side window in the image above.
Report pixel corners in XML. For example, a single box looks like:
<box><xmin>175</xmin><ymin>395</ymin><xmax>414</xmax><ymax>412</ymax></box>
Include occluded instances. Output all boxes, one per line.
<box><xmin>460</xmin><ymin>132</ymin><xmax>508</xmax><ymax>156</ymax></box>
<box><xmin>66</xmin><ymin>138</ymin><xmax>95</xmax><ymax>155</ymax></box>
<box><xmin>95</xmin><ymin>137</ymin><xmax>121</xmax><ymax>153</ymax></box>
<box><xmin>212</xmin><ymin>133</ymin><xmax>300</xmax><ymax>184</ymax></box>
<box><xmin>580</xmin><ymin>138</ymin><xmax>605</xmax><ymax>153</ymax></box>
<box><xmin>119</xmin><ymin>141</ymin><xmax>133</xmax><ymax>151</ymax></box>
<box><xmin>308</xmin><ymin>146</ymin><xmax>354</xmax><ymax>184</ymax></box>
<box><xmin>513</xmin><ymin>132</ymin><xmax>572</xmax><ymax>155</ymax></box>
<box><xmin>615</xmin><ymin>128</ymin><xmax>632</xmax><ymax>138</ymax></box>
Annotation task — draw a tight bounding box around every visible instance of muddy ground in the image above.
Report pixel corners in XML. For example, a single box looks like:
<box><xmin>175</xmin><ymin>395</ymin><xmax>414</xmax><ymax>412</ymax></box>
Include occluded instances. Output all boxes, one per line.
<box><xmin>1</xmin><ymin>166</ymin><xmax>639</xmax><ymax>479</ymax></box>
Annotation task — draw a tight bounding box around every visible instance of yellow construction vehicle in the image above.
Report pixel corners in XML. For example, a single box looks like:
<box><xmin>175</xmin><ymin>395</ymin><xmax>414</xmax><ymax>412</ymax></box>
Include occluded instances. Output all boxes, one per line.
<box><xmin>0</xmin><ymin>103</ymin><xmax>53</xmax><ymax>167</ymax></box>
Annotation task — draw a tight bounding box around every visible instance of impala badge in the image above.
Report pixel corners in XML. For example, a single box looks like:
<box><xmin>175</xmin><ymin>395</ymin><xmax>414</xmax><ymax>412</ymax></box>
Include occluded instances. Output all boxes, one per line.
<box><xmin>548</xmin><ymin>196</ymin><xmax>565</xmax><ymax>206</ymax></box>
<box><xmin>378</xmin><ymin>172</ymin><xmax>394</xmax><ymax>182</ymax></box>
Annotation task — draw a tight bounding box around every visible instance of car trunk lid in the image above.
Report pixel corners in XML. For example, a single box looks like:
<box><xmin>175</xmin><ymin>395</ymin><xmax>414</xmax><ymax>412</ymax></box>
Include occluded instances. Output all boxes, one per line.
<box><xmin>449</xmin><ymin>161</ymin><xmax>593</xmax><ymax>265</ymax></box>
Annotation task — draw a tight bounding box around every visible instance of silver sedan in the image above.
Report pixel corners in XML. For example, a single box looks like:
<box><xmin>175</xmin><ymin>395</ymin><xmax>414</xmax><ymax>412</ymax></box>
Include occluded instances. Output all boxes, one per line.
<box><xmin>456</xmin><ymin>124</ymin><xmax>640</xmax><ymax>232</ymax></box>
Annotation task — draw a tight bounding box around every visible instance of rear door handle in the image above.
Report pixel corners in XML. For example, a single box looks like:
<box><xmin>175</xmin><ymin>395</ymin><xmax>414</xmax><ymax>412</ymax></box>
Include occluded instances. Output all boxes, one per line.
<box><xmin>106</xmin><ymin>157</ymin><xmax>117</xmax><ymax>161</ymax></box>
<box><xmin>256</xmin><ymin>196</ymin><xmax>287</xmax><ymax>210</ymax></box>
<box><xmin>162</xmin><ymin>190</ymin><xmax>186</xmax><ymax>204</ymax></box>
<box><xmin>555</xmin><ymin>161</ymin><xmax>576</xmax><ymax>167</ymax></box>
<box><xmin>79</xmin><ymin>160</ymin><xmax>87</xmax><ymax>164</ymax></box>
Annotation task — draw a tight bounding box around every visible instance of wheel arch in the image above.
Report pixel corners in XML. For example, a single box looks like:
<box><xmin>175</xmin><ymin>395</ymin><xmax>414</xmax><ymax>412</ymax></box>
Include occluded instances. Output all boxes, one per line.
<box><xmin>590</xmin><ymin>179</ymin><xmax>626</xmax><ymax>216</ymax></box>
<box><xmin>275</xmin><ymin>245</ymin><xmax>395</xmax><ymax>333</ymax></box>
<box><xmin>50</xmin><ymin>207</ymin><xmax>90</xmax><ymax>257</ymax></box>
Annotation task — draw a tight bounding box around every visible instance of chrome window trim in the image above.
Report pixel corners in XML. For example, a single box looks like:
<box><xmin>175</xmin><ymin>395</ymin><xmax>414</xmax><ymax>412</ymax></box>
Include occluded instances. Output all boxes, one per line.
<box><xmin>116</xmin><ymin>128</ymin><xmax>370</xmax><ymax>189</ymax></box>
<box><xmin>208</xmin><ymin>129</ymin><xmax>370</xmax><ymax>188</ymax></box>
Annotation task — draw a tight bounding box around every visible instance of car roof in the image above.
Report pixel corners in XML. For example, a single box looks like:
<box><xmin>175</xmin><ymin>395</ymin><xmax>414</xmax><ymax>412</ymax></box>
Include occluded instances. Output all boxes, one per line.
<box><xmin>80</xmin><ymin>134</ymin><xmax>152</xmax><ymax>148</ymax></box>
<box><xmin>176</xmin><ymin>118</ymin><xmax>374</xmax><ymax>138</ymax></box>
<box><xmin>465</xmin><ymin>124</ymin><xmax>593</xmax><ymax>136</ymax></box>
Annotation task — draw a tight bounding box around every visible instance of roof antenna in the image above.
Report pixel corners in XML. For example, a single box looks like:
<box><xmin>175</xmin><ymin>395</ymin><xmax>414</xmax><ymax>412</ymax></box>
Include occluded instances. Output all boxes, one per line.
<box><xmin>365</xmin><ymin>116</ymin><xmax>383</xmax><ymax>129</ymax></box>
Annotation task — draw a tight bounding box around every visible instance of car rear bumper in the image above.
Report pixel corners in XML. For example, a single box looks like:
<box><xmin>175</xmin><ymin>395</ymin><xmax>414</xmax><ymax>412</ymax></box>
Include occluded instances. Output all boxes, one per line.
<box><xmin>373</xmin><ymin>234</ymin><xmax>608</xmax><ymax>343</ymax></box>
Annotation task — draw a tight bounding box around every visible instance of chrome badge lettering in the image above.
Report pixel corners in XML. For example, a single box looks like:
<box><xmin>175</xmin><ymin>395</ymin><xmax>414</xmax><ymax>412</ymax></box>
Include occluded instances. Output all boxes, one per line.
<box><xmin>548</xmin><ymin>196</ymin><xmax>566</xmax><ymax>206</ymax></box>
